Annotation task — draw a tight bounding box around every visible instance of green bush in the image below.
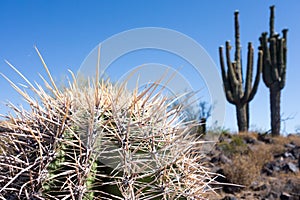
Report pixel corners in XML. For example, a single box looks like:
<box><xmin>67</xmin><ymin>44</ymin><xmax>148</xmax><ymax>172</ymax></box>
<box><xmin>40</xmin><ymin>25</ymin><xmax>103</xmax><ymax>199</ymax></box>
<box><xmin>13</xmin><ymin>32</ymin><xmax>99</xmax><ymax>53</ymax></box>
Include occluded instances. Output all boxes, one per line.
<box><xmin>218</xmin><ymin>135</ymin><xmax>249</xmax><ymax>156</ymax></box>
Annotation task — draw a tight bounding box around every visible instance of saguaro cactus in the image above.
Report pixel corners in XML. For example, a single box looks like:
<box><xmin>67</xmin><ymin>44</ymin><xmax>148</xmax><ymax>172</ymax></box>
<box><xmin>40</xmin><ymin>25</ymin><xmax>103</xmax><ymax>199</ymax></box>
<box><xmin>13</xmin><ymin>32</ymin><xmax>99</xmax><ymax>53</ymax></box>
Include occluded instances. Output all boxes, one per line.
<box><xmin>259</xmin><ymin>5</ymin><xmax>288</xmax><ymax>136</ymax></box>
<box><xmin>219</xmin><ymin>11</ymin><xmax>263</xmax><ymax>132</ymax></box>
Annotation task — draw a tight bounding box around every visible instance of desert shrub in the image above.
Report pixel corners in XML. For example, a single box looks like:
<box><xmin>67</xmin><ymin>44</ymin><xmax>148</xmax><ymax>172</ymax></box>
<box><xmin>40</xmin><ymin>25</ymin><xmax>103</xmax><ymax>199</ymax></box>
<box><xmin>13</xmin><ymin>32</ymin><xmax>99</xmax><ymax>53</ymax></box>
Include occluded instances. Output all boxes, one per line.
<box><xmin>218</xmin><ymin>135</ymin><xmax>249</xmax><ymax>157</ymax></box>
<box><xmin>223</xmin><ymin>153</ymin><xmax>258</xmax><ymax>186</ymax></box>
<box><xmin>223</xmin><ymin>144</ymin><xmax>272</xmax><ymax>186</ymax></box>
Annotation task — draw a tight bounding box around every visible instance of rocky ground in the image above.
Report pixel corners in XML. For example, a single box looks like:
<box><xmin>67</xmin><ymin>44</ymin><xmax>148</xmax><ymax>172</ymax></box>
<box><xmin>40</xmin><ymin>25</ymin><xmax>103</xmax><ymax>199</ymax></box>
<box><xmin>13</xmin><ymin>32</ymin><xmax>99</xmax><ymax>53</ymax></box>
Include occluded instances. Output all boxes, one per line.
<box><xmin>205</xmin><ymin>132</ymin><xmax>300</xmax><ymax>200</ymax></box>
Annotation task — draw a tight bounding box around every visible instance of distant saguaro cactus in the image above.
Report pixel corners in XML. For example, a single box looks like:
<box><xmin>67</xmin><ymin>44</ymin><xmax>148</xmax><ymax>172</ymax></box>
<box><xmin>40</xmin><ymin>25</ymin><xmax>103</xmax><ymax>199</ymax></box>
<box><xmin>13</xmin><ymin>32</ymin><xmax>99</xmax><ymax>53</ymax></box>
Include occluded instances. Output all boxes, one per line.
<box><xmin>219</xmin><ymin>11</ymin><xmax>263</xmax><ymax>132</ymax></box>
<box><xmin>259</xmin><ymin>5</ymin><xmax>288</xmax><ymax>136</ymax></box>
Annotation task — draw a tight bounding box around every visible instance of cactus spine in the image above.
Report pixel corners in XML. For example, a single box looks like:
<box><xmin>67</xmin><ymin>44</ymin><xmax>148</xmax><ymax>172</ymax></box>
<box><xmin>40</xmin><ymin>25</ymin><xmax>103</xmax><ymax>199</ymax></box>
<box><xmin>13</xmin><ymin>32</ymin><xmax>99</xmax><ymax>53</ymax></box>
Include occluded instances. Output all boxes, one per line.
<box><xmin>0</xmin><ymin>49</ymin><xmax>217</xmax><ymax>199</ymax></box>
<box><xmin>219</xmin><ymin>11</ymin><xmax>263</xmax><ymax>132</ymax></box>
<box><xmin>259</xmin><ymin>5</ymin><xmax>288</xmax><ymax>136</ymax></box>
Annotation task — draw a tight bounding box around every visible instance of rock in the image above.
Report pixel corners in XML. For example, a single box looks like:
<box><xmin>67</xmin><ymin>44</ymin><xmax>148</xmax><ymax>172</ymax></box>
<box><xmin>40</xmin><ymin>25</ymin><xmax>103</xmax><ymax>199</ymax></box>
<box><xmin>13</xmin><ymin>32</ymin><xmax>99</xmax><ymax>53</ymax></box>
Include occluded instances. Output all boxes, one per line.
<box><xmin>274</xmin><ymin>166</ymin><xmax>281</xmax><ymax>173</ymax></box>
<box><xmin>243</xmin><ymin>136</ymin><xmax>257</xmax><ymax>144</ymax></box>
<box><xmin>262</xmin><ymin>163</ymin><xmax>274</xmax><ymax>176</ymax></box>
<box><xmin>210</xmin><ymin>153</ymin><xmax>232</xmax><ymax>164</ymax></box>
<box><xmin>210</xmin><ymin>156</ymin><xmax>219</xmax><ymax>163</ymax></box>
<box><xmin>284</xmin><ymin>152</ymin><xmax>295</xmax><ymax>159</ymax></box>
<box><xmin>219</xmin><ymin>154</ymin><xmax>232</xmax><ymax>164</ymax></box>
<box><xmin>257</xmin><ymin>133</ymin><xmax>273</xmax><ymax>144</ymax></box>
<box><xmin>263</xmin><ymin>161</ymin><xmax>281</xmax><ymax>175</ymax></box>
<box><xmin>270</xmin><ymin>191</ymin><xmax>279</xmax><ymax>199</ymax></box>
<box><xmin>251</xmin><ymin>182</ymin><xmax>267</xmax><ymax>191</ymax></box>
<box><xmin>290</xmin><ymin>146</ymin><xmax>300</xmax><ymax>159</ymax></box>
<box><xmin>287</xmin><ymin>162</ymin><xmax>299</xmax><ymax>173</ymax></box>
<box><xmin>209</xmin><ymin>152</ymin><xmax>220</xmax><ymax>163</ymax></box>
<box><xmin>284</xmin><ymin>178</ymin><xmax>300</xmax><ymax>196</ymax></box>
<box><xmin>280</xmin><ymin>192</ymin><xmax>292</xmax><ymax>200</ymax></box>
<box><xmin>222</xmin><ymin>195</ymin><xmax>237</xmax><ymax>200</ymax></box>
<box><xmin>285</xmin><ymin>143</ymin><xmax>296</xmax><ymax>149</ymax></box>
<box><xmin>223</xmin><ymin>184</ymin><xmax>241</xmax><ymax>194</ymax></box>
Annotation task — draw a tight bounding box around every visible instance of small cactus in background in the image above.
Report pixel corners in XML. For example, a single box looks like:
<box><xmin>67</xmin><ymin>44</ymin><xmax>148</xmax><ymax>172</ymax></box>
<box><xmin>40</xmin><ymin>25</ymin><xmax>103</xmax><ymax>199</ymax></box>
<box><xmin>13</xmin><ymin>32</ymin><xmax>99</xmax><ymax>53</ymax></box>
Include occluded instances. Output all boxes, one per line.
<box><xmin>219</xmin><ymin>11</ymin><xmax>263</xmax><ymax>132</ymax></box>
<box><xmin>0</xmin><ymin>48</ymin><xmax>217</xmax><ymax>199</ymax></box>
<box><xmin>197</xmin><ymin>102</ymin><xmax>212</xmax><ymax>137</ymax></box>
<box><xmin>259</xmin><ymin>5</ymin><xmax>288</xmax><ymax>136</ymax></box>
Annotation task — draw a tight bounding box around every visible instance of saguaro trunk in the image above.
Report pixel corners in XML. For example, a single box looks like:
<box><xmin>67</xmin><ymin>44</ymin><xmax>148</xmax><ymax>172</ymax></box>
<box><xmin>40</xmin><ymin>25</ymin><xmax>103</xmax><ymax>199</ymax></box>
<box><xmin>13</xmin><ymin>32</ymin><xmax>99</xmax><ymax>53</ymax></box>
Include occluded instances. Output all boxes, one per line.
<box><xmin>270</xmin><ymin>83</ymin><xmax>281</xmax><ymax>136</ymax></box>
<box><xmin>236</xmin><ymin>104</ymin><xmax>248</xmax><ymax>132</ymax></box>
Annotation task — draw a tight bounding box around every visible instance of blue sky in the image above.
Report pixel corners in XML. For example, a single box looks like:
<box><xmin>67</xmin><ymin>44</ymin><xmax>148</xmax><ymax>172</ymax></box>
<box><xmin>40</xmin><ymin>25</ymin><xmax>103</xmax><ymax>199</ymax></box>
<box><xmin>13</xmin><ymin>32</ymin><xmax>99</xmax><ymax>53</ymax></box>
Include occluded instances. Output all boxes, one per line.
<box><xmin>0</xmin><ymin>1</ymin><xmax>300</xmax><ymax>133</ymax></box>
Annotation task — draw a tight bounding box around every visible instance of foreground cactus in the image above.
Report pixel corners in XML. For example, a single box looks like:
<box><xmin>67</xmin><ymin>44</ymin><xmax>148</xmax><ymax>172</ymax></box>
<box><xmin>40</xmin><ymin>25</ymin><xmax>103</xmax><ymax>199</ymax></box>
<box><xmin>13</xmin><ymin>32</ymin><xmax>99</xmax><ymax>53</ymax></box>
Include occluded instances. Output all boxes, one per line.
<box><xmin>259</xmin><ymin>5</ymin><xmax>288</xmax><ymax>136</ymax></box>
<box><xmin>219</xmin><ymin>11</ymin><xmax>263</xmax><ymax>132</ymax></box>
<box><xmin>0</xmin><ymin>48</ymin><xmax>217</xmax><ymax>199</ymax></box>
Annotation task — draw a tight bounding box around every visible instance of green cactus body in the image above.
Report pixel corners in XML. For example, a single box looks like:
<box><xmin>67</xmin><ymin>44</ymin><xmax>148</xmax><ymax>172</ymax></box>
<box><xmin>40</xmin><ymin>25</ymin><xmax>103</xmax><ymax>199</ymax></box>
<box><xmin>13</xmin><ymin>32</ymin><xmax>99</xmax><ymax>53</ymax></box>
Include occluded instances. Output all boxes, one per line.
<box><xmin>259</xmin><ymin>5</ymin><xmax>288</xmax><ymax>136</ymax></box>
<box><xmin>219</xmin><ymin>11</ymin><xmax>263</xmax><ymax>132</ymax></box>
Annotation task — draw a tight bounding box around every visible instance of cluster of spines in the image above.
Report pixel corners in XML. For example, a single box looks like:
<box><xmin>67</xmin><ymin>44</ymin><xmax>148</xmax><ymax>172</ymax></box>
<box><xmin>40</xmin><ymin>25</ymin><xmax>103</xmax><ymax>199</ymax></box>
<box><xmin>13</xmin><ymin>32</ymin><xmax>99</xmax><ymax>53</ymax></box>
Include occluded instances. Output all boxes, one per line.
<box><xmin>0</xmin><ymin>48</ymin><xmax>217</xmax><ymax>199</ymax></box>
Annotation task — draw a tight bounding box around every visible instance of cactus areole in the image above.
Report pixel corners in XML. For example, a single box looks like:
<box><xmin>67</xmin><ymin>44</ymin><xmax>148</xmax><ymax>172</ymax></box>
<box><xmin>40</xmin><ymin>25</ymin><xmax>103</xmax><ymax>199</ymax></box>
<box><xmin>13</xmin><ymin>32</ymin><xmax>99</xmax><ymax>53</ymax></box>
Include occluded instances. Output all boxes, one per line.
<box><xmin>219</xmin><ymin>11</ymin><xmax>262</xmax><ymax>132</ymax></box>
<box><xmin>259</xmin><ymin>5</ymin><xmax>288</xmax><ymax>136</ymax></box>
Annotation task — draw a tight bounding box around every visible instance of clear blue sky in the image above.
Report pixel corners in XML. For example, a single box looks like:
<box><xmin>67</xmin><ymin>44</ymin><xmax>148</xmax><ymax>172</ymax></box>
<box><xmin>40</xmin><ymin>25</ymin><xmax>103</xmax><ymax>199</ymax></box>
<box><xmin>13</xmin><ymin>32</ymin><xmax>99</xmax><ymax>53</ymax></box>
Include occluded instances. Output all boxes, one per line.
<box><xmin>1</xmin><ymin>1</ymin><xmax>300</xmax><ymax>133</ymax></box>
